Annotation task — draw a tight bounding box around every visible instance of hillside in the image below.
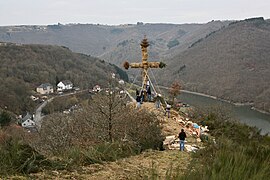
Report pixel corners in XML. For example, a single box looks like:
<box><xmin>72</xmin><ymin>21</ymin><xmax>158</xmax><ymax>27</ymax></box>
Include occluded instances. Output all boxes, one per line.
<box><xmin>0</xmin><ymin>43</ymin><xmax>127</xmax><ymax>114</ymax></box>
<box><xmin>159</xmin><ymin>17</ymin><xmax>270</xmax><ymax>112</ymax></box>
<box><xmin>0</xmin><ymin>21</ymin><xmax>230</xmax><ymax>67</ymax></box>
<box><xmin>4</xmin><ymin>100</ymin><xmax>269</xmax><ymax>179</ymax></box>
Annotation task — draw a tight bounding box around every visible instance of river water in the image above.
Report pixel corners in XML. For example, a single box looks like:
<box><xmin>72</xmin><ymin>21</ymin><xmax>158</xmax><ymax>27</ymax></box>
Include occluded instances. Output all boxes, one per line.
<box><xmin>178</xmin><ymin>92</ymin><xmax>270</xmax><ymax>135</ymax></box>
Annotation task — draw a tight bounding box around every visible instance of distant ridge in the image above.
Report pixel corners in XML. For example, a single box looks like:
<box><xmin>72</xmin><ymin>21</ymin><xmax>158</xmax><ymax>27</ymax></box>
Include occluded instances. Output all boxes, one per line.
<box><xmin>0</xmin><ymin>21</ymin><xmax>230</xmax><ymax>66</ymax></box>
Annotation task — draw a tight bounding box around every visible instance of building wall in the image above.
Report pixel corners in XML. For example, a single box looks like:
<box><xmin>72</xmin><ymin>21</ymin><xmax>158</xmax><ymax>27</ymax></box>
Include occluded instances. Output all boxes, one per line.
<box><xmin>57</xmin><ymin>82</ymin><xmax>73</xmax><ymax>91</ymax></box>
<box><xmin>22</xmin><ymin>119</ymin><xmax>36</xmax><ymax>127</ymax></box>
<box><xmin>36</xmin><ymin>86</ymin><xmax>54</xmax><ymax>94</ymax></box>
<box><xmin>57</xmin><ymin>82</ymin><xmax>66</xmax><ymax>91</ymax></box>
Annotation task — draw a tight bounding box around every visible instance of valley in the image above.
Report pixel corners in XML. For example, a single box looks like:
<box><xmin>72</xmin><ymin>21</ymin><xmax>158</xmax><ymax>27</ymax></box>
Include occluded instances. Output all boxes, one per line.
<box><xmin>1</xmin><ymin>18</ymin><xmax>269</xmax><ymax>113</ymax></box>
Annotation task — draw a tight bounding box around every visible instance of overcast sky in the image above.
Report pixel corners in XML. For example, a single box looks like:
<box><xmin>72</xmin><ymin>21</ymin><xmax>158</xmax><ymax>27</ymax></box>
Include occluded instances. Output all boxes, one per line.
<box><xmin>0</xmin><ymin>0</ymin><xmax>269</xmax><ymax>26</ymax></box>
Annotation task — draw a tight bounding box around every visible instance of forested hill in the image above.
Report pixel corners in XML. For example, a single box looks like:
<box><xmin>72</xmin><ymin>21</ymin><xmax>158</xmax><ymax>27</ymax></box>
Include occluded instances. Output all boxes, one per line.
<box><xmin>159</xmin><ymin>17</ymin><xmax>270</xmax><ymax>112</ymax></box>
<box><xmin>0</xmin><ymin>43</ymin><xmax>128</xmax><ymax>114</ymax></box>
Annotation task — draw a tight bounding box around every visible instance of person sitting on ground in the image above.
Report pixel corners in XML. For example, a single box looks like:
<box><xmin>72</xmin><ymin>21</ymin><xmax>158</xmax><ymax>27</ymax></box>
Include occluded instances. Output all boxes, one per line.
<box><xmin>178</xmin><ymin>129</ymin><xmax>187</xmax><ymax>151</ymax></box>
<box><xmin>193</xmin><ymin>123</ymin><xmax>201</xmax><ymax>137</ymax></box>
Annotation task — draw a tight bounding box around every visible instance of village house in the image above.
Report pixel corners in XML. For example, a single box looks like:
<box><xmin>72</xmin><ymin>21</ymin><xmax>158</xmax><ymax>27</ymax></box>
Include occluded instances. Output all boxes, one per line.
<box><xmin>93</xmin><ymin>85</ymin><xmax>101</xmax><ymax>92</ymax></box>
<box><xmin>57</xmin><ymin>80</ymin><xmax>73</xmax><ymax>91</ymax></box>
<box><xmin>36</xmin><ymin>83</ymin><xmax>54</xmax><ymax>95</ymax></box>
<box><xmin>30</xmin><ymin>95</ymin><xmax>39</xmax><ymax>101</ymax></box>
<box><xmin>20</xmin><ymin>112</ymin><xmax>36</xmax><ymax>128</ymax></box>
<box><xmin>118</xmin><ymin>79</ymin><xmax>125</xmax><ymax>85</ymax></box>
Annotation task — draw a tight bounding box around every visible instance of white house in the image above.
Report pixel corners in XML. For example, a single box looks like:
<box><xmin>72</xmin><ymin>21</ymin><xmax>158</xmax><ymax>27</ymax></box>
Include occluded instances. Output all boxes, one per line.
<box><xmin>21</xmin><ymin>112</ymin><xmax>36</xmax><ymax>128</ymax></box>
<box><xmin>93</xmin><ymin>85</ymin><xmax>101</xmax><ymax>92</ymax></box>
<box><xmin>22</xmin><ymin>119</ymin><xmax>36</xmax><ymax>128</ymax></box>
<box><xmin>30</xmin><ymin>95</ymin><xmax>39</xmax><ymax>101</ymax></box>
<box><xmin>57</xmin><ymin>80</ymin><xmax>73</xmax><ymax>91</ymax></box>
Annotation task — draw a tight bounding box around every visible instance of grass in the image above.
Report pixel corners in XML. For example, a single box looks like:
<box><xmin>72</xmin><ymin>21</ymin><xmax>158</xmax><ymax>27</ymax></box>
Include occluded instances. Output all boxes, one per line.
<box><xmin>180</xmin><ymin>138</ymin><xmax>270</xmax><ymax>180</ymax></box>
<box><xmin>80</xmin><ymin>142</ymin><xmax>140</xmax><ymax>165</ymax></box>
<box><xmin>144</xmin><ymin>107</ymin><xmax>270</xmax><ymax>180</ymax></box>
<box><xmin>186</xmin><ymin>109</ymin><xmax>270</xmax><ymax>179</ymax></box>
<box><xmin>0</xmin><ymin>138</ymin><xmax>45</xmax><ymax>176</ymax></box>
<box><xmin>0</xmin><ymin>137</ymin><xmax>140</xmax><ymax>176</ymax></box>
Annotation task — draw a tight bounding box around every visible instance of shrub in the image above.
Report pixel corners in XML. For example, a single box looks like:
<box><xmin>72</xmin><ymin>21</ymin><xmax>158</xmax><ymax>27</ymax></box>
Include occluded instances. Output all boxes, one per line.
<box><xmin>125</xmin><ymin>109</ymin><xmax>164</xmax><ymax>151</ymax></box>
<box><xmin>167</xmin><ymin>39</ymin><xmax>179</xmax><ymax>49</ymax></box>
<box><xmin>37</xmin><ymin>95</ymin><xmax>164</xmax><ymax>151</ymax></box>
<box><xmin>0</xmin><ymin>136</ymin><xmax>45</xmax><ymax>175</ymax></box>
<box><xmin>35</xmin><ymin>113</ymin><xmax>73</xmax><ymax>155</ymax></box>
<box><xmin>0</xmin><ymin>111</ymin><xmax>12</xmax><ymax>127</ymax></box>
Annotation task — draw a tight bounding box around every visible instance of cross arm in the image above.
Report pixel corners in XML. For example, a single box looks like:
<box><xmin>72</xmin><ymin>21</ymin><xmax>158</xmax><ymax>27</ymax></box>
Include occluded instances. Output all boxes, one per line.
<box><xmin>148</xmin><ymin>62</ymin><xmax>160</xmax><ymax>68</ymax></box>
<box><xmin>123</xmin><ymin>61</ymin><xmax>142</xmax><ymax>69</ymax></box>
<box><xmin>123</xmin><ymin>61</ymin><xmax>166</xmax><ymax>70</ymax></box>
<box><xmin>130</xmin><ymin>62</ymin><xmax>143</xmax><ymax>68</ymax></box>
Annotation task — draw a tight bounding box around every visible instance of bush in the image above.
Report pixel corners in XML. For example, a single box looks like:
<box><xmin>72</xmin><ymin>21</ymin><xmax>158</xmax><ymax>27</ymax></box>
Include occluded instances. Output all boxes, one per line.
<box><xmin>167</xmin><ymin>39</ymin><xmax>179</xmax><ymax>49</ymax></box>
<box><xmin>125</xmin><ymin>109</ymin><xmax>164</xmax><ymax>151</ymax></box>
<box><xmin>0</xmin><ymin>111</ymin><xmax>12</xmax><ymax>127</ymax></box>
<box><xmin>0</xmin><ymin>136</ymin><xmax>45</xmax><ymax>175</ymax></box>
<box><xmin>35</xmin><ymin>113</ymin><xmax>73</xmax><ymax>155</ymax></box>
<box><xmin>37</xmin><ymin>106</ymin><xmax>164</xmax><ymax>155</ymax></box>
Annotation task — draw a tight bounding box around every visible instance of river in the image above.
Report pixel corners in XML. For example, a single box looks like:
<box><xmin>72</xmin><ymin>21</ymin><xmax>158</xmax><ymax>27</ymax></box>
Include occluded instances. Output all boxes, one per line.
<box><xmin>178</xmin><ymin>91</ymin><xmax>270</xmax><ymax>135</ymax></box>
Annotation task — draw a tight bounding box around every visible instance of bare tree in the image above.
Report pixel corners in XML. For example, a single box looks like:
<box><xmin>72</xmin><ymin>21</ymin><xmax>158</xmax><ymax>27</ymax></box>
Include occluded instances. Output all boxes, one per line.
<box><xmin>88</xmin><ymin>79</ymin><xmax>128</xmax><ymax>142</ymax></box>
<box><xmin>169</xmin><ymin>81</ymin><xmax>181</xmax><ymax>106</ymax></box>
<box><xmin>36</xmin><ymin>113</ymin><xmax>73</xmax><ymax>155</ymax></box>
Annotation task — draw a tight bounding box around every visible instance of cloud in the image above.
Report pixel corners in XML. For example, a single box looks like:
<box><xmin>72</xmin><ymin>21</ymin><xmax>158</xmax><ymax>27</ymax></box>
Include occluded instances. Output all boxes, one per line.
<box><xmin>0</xmin><ymin>0</ymin><xmax>269</xmax><ymax>25</ymax></box>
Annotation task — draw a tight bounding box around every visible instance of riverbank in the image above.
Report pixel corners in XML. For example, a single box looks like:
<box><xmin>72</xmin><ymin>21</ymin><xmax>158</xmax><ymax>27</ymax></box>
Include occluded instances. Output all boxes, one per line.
<box><xmin>251</xmin><ymin>107</ymin><xmax>270</xmax><ymax>115</ymax></box>
<box><xmin>179</xmin><ymin>89</ymin><xmax>270</xmax><ymax>115</ymax></box>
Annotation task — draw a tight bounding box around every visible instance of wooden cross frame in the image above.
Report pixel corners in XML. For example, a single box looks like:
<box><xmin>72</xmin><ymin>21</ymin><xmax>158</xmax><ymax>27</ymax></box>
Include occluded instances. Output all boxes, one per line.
<box><xmin>123</xmin><ymin>37</ymin><xmax>166</xmax><ymax>99</ymax></box>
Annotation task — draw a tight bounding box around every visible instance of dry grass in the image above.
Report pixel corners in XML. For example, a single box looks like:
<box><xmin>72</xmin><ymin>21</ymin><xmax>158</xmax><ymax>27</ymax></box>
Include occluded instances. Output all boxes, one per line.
<box><xmin>27</xmin><ymin>150</ymin><xmax>190</xmax><ymax>180</ymax></box>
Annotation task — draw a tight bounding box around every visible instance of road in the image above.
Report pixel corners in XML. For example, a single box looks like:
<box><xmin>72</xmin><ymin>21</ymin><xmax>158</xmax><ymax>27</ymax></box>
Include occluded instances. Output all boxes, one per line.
<box><xmin>34</xmin><ymin>90</ymin><xmax>88</xmax><ymax>129</ymax></box>
<box><xmin>34</xmin><ymin>97</ymin><xmax>54</xmax><ymax>129</ymax></box>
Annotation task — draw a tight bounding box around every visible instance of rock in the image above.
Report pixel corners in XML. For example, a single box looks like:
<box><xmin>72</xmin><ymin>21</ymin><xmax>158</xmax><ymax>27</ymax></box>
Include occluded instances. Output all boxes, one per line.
<box><xmin>185</xmin><ymin>145</ymin><xmax>199</xmax><ymax>152</ymax></box>
<box><xmin>163</xmin><ymin>135</ymin><xmax>176</xmax><ymax>145</ymax></box>
<box><xmin>170</xmin><ymin>143</ymin><xmax>180</xmax><ymax>149</ymax></box>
